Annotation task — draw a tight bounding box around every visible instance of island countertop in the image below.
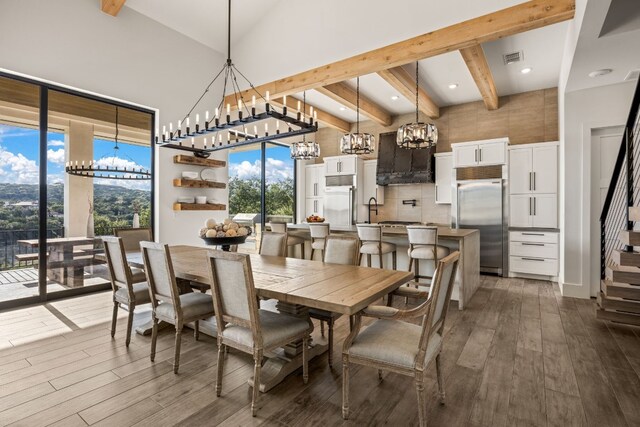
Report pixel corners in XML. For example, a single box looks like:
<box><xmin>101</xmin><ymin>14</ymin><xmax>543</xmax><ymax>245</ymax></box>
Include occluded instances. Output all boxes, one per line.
<box><xmin>284</xmin><ymin>222</ymin><xmax>480</xmax><ymax>310</ymax></box>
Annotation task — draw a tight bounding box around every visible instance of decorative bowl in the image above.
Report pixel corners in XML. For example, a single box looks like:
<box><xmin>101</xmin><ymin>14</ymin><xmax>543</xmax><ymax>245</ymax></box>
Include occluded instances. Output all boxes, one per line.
<box><xmin>200</xmin><ymin>235</ymin><xmax>249</xmax><ymax>248</ymax></box>
<box><xmin>306</xmin><ymin>216</ymin><xmax>325</xmax><ymax>223</ymax></box>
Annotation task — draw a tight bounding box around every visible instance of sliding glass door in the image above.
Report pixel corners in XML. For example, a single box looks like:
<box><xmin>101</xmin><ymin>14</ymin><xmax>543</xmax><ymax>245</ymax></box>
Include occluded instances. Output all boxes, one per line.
<box><xmin>0</xmin><ymin>72</ymin><xmax>155</xmax><ymax>309</ymax></box>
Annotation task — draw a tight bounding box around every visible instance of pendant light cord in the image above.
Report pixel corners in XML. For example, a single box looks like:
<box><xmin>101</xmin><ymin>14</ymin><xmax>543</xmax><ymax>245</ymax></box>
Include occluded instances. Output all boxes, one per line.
<box><xmin>415</xmin><ymin>62</ymin><xmax>419</xmax><ymax>123</ymax></box>
<box><xmin>356</xmin><ymin>77</ymin><xmax>360</xmax><ymax>134</ymax></box>
<box><xmin>227</xmin><ymin>0</ymin><xmax>231</xmax><ymax>65</ymax></box>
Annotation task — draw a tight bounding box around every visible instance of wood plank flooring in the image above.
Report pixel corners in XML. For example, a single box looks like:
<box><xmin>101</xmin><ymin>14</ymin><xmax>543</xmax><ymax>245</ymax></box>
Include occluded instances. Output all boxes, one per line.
<box><xmin>0</xmin><ymin>276</ymin><xmax>639</xmax><ymax>426</ymax></box>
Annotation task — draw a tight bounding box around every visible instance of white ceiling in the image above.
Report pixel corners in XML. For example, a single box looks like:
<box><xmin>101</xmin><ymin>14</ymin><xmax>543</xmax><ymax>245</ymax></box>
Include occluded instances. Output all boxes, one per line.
<box><xmin>566</xmin><ymin>0</ymin><xmax>640</xmax><ymax>92</ymax></box>
<box><xmin>125</xmin><ymin>0</ymin><xmax>282</xmax><ymax>55</ymax></box>
<box><xmin>123</xmin><ymin>0</ymin><xmax>571</xmax><ymax>121</ymax></box>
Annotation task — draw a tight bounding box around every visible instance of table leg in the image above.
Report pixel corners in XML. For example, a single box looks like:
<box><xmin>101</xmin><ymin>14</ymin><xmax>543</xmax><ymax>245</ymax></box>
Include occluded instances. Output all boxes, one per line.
<box><xmin>247</xmin><ymin>300</ymin><xmax>328</xmax><ymax>393</ymax></box>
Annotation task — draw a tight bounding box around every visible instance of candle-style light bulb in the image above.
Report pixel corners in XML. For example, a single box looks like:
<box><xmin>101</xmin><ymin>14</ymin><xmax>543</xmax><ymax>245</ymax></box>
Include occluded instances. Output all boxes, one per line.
<box><xmin>297</xmin><ymin>100</ymin><xmax>301</xmax><ymax>111</ymax></box>
<box><xmin>178</xmin><ymin>120</ymin><xmax>182</xmax><ymax>129</ymax></box>
<box><xmin>162</xmin><ymin>125</ymin><xmax>166</xmax><ymax>134</ymax></box>
<box><xmin>215</xmin><ymin>108</ymin><xmax>219</xmax><ymax>118</ymax></box>
<box><xmin>205</xmin><ymin>111</ymin><xmax>210</xmax><ymax>121</ymax></box>
<box><xmin>218</xmin><ymin>133</ymin><xmax>222</xmax><ymax>146</ymax></box>
<box><xmin>265</xmin><ymin>123</ymin><xmax>268</xmax><ymax>135</ymax></box>
<box><xmin>191</xmin><ymin>137</ymin><xmax>195</xmax><ymax>148</ymax></box>
<box><xmin>254</xmin><ymin>125</ymin><xmax>258</xmax><ymax>136</ymax></box>
<box><xmin>226</xmin><ymin>104</ymin><xmax>230</xmax><ymax>115</ymax></box>
<box><xmin>196</xmin><ymin>114</ymin><xmax>199</xmax><ymax>125</ymax></box>
<box><xmin>169</xmin><ymin>122</ymin><xmax>173</xmax><ymax>131</ymax></box>
<box><xmin>266</xmin><ymin>91</ymin><xmax>270</xmax><ymax>102</ymax></box>
<box><xmin>309</xmin><ymin>106</ymin><xmax>314</xmax><ymax>117</ymax></box>
<box><xmin>186</xmin><ymin>117</ymin><xmax>190</xmax><ymax>127</ymax></box>
<box><xmin>252</xmin><ymin>96</ymin><xmax>256</xmax><ymax>108</ymax></box>
<box><xmin>283</xmin><ymin>95</ymin><xmax>287</xmax><ymax>106</ymax></box>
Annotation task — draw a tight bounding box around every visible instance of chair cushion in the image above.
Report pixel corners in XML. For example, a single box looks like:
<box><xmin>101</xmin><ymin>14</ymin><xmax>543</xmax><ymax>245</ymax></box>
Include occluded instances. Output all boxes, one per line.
<box><xmin>287</xmin><ymin>235</ymin><xmax>305</xmax><ymax>246</ymax></box>
<box><xmin>408</xmin><ymin>245</ymin><xmax>450</xmax><ymax>260</ymax></box>
<box><xmin>115</xmin><ymin>282</ymin><xmax>151</xmax><ymax>305</ymax></box>
<box><xmin>348</xmin><ymin>319</ymin><xmax>441</xmax><ymax>369</ymax></box>
<box><xmin>221</xmin><ymin>309</ymin><xmax>310</xmax><ymax>349</ymax></box>
<box><xmin>359</xmin><ymin>242</ymin><xmax>397</xmax><ymax>255</ymax></box>
<box><xmin>311</xmin><ymin>239</ymin><xmax>325</xmax><ymax>250</ymax></box>
<box><xmin>156</xmin><ymin>292</ymin><xmax>214</xmax><ymax>321</ymax></box>
<box><xmin>131</xmin><ymin>267</ymin><xmax>147</xmax><ymax>284</ymax></box>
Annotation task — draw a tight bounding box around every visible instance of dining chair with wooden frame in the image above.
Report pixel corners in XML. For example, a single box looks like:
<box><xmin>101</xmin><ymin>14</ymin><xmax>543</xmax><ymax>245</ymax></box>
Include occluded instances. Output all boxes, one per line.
<box><xmin>102</xmin><ymin>236</ymin><xmax>150</xmax><ymax>347</ymax></box>
<box><xmin>259</xmin><ymin>231</ymin><xmax>288</xmax><ymax>257</ymax></box>
<box><xmin>207</xmin><ymin>250</ymin><xmax>313</xmax><ymax>417</ymax></box>
<box><xmin>140</xmin><ymin>241</ymin><xmax>215</xmax><ymax>374</ymax></box>
<box><xmin>341</xmin><ymin>251</ymin><xmax>460</xmax><ymax>427</ymax></box>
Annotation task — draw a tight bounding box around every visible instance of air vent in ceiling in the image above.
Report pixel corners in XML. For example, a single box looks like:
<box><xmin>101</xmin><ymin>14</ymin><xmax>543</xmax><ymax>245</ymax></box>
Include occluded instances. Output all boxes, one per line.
<box><xmin>503</xmin><ymin>51</ymin><xmax>524</xmax><ymax>65</ymax></box>
<box><xmin>624</xmin><ymin>69</ymin><xmax>640</xmax><ymax>81</ymax></box>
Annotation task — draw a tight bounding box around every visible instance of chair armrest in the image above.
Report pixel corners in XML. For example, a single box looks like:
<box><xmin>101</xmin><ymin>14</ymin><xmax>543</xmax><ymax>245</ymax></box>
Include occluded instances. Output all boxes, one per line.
<box><xmin>392</xmin><ymin>286</ymin><xmax>429</xmax><ymax>300</ymax></box>
<box><xmin>362</xmin><ymin>305</ymin><xmax>401</xmax><ymax>319</ymax></box>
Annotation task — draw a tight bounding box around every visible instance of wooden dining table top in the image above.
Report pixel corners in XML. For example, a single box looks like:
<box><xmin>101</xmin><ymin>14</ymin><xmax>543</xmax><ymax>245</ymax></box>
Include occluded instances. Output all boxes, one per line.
<box><xmin>128</xmin><ymin>245</ymin><xmax>414</xmax><ymax>315</ymax></box>
<box><xmin>17</xmin><ymin>236</ymin><xmax>98</xmax><ymax>247</ymax></box>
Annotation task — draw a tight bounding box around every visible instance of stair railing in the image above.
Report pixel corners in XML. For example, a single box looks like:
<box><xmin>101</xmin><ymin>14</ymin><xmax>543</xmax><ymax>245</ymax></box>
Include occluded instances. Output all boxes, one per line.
<box><xmin>600</xmin><ymin>79</ymin><xmax>640</xmax><ymax>281</ymax></box>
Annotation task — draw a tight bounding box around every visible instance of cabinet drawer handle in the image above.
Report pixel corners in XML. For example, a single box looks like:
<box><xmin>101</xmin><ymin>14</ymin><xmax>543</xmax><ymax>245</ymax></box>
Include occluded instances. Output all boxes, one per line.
<box><xmin>522</xmin><ymin>232</ymin><xmax>544</xmax><ymax>236</ymax></box>
<box><xmin>521</xmin><ymin>257</ymin><xmax>545</xmax><ymax>262</ymax></box>
<box><xmin>521</xmin><ymin>243</ymin><xmax>545</xmax><ymax>246</ymax></box>
<box><xmin>533</xmin><ymin>172</ymin><xmax>536</xmax><ymax>191</ymax></box>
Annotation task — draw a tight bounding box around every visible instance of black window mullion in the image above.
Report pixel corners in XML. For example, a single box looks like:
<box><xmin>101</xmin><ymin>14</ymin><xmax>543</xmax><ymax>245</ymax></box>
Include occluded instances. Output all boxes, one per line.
<box><xmin>38</xmin><ymin>87</ymin><xmax>48</xmax><ymax>301</ymax></box>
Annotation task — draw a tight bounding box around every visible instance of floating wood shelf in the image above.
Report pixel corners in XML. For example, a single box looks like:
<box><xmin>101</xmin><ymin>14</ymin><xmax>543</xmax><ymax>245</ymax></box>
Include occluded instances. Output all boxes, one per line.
<box><xmin>173</xmin><ymin>178</ymin><xmax>226</xmax><ymax>189</ymax></box>
<box><xmin>173</xmin><ymin>155</ymin><xmax>226</xmax><ymax>168</ymax></box>
<box><xmin>173</xmin><ymin>203</ymin><xmax>226</xmax><ymax>211</ymax></box>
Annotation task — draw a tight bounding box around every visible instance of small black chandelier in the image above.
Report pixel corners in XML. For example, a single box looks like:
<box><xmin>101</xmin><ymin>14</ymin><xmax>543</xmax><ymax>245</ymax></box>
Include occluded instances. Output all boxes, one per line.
<box><xmin>340</xmin><ymin>77</ymin><xmax>374</xmax><ymax>155</ymax></box>
<box><xmin>65</xmin><ymin>106</ymin><xmax>152</xmax><ymax>180</ymax></box>
<box><xmin>156</xmin><ymin>0</ymin><xmax>317</xmax><ymax>158</ymax></box>
<box><xmin>396</xmin><ymin>62</ymin><xmax>437</xmax><ymax>149</ymax></box>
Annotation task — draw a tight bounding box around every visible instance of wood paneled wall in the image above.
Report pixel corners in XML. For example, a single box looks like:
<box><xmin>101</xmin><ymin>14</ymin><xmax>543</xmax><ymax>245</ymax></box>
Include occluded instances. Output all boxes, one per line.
<box><xmin>314</xmin><ymin>87</ymin><xmax>558</xmax><ymax>161</ymax></box>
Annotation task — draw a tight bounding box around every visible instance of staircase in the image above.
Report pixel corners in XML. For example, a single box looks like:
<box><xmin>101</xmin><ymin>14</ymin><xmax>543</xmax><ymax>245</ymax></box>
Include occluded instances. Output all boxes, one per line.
<box><xmin>599</xmin><ymin>79</ymin><xmax>640</xmax><ymax>325</ymax></box>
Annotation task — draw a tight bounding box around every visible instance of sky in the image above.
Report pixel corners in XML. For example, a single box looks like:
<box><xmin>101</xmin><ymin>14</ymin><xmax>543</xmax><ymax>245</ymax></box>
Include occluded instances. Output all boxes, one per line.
<box><xmin>0</xmin><ymin>124</ymin><xmax>151</xmax><ymax>191</ymax></box>
<box><xmin>228</xmin><ymin>144</ymin><xmax>294</xmax><ymax>183</ymax></box>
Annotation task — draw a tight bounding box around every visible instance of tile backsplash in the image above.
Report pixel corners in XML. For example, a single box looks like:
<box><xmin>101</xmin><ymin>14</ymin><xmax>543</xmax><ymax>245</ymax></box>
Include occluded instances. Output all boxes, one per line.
<box><xmin>370</xmin><ymin>183</ymin><xmax>451</xmax><ymax>225</ymax></box>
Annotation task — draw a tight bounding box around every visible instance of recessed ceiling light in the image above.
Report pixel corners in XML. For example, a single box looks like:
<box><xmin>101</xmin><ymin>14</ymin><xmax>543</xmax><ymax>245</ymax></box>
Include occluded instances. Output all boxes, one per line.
<box><xmin>589</xmin><ymin>68</ymin><xmax>613</xmax><ymax>78</ymax></box>
<box><xmin>391</xmin><ymin>95</ymin><xmax>399</xmax><ymax>101</ymax></box>
<box><xmin>339</xmin><ymin>106</ymin><xmax>347</xmax><ymax>111</ymax></box>
<box><xmin>448</xmin><ymin>83</ymin><xmax>458</xmax><ymax>89</ymax></box>
<box><xmin>521</xmin><ymin>67</ymin><xmax>532</xmax><ymax>74</ymax></box>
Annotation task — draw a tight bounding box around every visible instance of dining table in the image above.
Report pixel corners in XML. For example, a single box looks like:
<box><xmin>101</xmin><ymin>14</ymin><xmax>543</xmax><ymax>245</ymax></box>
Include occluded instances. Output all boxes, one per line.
<box><xmin>17</xmin><ymin>236</ymin><xmax>101</xmax><ymax>288</ymax></box>
<box><xmin>125</xmin><ymin>244</ymin><xmax>414</xmax><ymax>392</ymax></box>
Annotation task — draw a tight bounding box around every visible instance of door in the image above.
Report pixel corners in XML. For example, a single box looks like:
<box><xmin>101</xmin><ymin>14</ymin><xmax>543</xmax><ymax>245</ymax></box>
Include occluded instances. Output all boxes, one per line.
<box><xmin>454</xmin><ymin>145</ymin><xmax>478</xmax><ymax>167</ymax></box>
<box><xmin>509</xmin><ymin>148</ymin><xmax>532</xmax><ymax>194</ymax></box>
<box><xmin>324</xmin><ymin>157</ymin><xmax>340</xmax><ymax>176</ymax></box>
<box><xmin>457</xmin><ymin>180</ymin><xmax>504</xmax><ymax>273</ymax></box>
<box><xmin>531</xmin><ymin>194</ymin><xmax>557</xmax><ymax>228</ymax></box>
<box><xmin>478</xmin><ymin>141</ymin><xmax>506</xmax><ymax>166</ymax></box>
<box><xmin>510</xmin><ymin>195</ymin><xmax>533</xmax><ymax>227</ymax></box>
<box><xmin>435</xmin><ymin>154</ymin><xmax>453</xmax><ymax>204</ymax></box>
<box><xmin>339</xmin><ymin>156</ymin><xmax>357</xmax><ymax>175</ymax></box>
<box><xmin>532</xmin><ymin>145</ymin><xmax>558</xmax><ymax>194</ymax></box>
<box><xmin>590</xmin><ymin>127</ymin><xmax>624</xmax><ymax>296</ymax></box>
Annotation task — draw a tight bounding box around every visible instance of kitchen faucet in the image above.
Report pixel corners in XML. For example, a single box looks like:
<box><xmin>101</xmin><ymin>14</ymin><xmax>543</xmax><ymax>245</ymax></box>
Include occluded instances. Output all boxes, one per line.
<box><xmin>367</xmin><ymin>197</ymin><xmax>378</xmax><ymax>224</ymax></box>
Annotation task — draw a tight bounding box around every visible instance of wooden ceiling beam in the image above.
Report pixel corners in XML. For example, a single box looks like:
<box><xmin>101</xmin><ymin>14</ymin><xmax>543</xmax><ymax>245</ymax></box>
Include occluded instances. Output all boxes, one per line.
<box><xmin>459</xmin><ymin>44</ymin><xmax>499</xmax><ymax>110</ymax></box>
<box><xmin>377</xmin><ymin>66</ymin><xmax>439</xmax><ymax>119</ymax></box>
<box><xmin>271</xmin><ymin>97</ymin><xmax>351</xmax><ymax>133</ymax></box>
<box><xmin>316</xmin><ymin>83</ymin><xmax>393</xmax><ymax>126</ymax></box>
<box><xmin>101</xmin><ymin>0</ymin><xmax>126</xmax><ymax>17</ymax></box>
<box><xmin>222</xmin><ymin>0</ymin><xmax>574</xmax><ymax>108</ymax></box>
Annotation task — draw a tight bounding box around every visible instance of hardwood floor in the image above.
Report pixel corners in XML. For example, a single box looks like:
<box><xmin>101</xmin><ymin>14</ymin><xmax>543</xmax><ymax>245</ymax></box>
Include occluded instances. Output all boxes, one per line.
<box><xmin>1</xmin><ymin>276</ymin><xmax>639</xmax><ymax>426</ymax></box>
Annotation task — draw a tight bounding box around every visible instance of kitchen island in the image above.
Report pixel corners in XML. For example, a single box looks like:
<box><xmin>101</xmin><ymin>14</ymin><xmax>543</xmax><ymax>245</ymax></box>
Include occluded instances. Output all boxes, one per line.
<box><xmin>287</xmin><ymin>223</ymin><xmax>480</xmax><ymax>310</ymax></box>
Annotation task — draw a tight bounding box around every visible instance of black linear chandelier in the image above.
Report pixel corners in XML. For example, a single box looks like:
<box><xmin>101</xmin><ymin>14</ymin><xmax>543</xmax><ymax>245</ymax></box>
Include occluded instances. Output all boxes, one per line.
<box><xmin>65</xmin><ymin>105</ymin><xmax>152</xmax><ymax>180</ymax></box>
<box><xmin>156</xmin><ymin>0</ymin><xmax>317</xmax><ymax>158</ymax></box>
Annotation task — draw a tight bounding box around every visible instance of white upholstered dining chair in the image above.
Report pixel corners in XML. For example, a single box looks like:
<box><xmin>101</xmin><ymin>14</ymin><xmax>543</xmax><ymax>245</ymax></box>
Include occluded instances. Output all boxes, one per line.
<box><xmin>259</xmin><ymin>231</ymin><xmax>288</xmax><ymax>257</ymax></box>
<box><xmin>309</xmin><ymin>235</ymin><xmax>359</xmax><ymax>366</ymax></box>
<box><xmin>103</xmin><ymin>236</ymin><xmax>150</xmax><ymax>347</ymax></box>
<box><xmin>140</xmin><ymin>242</ymin><xmax>215</xmax><ymax>374</ymax></box>
<box><xmin>342</xmin><ymin>251</ymin><xmax>460</xmax><ymax>427</ymax></box>
<box><xmin>270</xmin><ymin>222</ymin><xmax>305</xmax><ymax>259</ymax></box>
<box><xmin>114</xmin><ymin>227</ymin><xmax>153</xmax><ymax>253</ymax></box>
<box><xmin>207</xmin><ymin>251</ymin><xmax>313</xmax><ymax>417</ymax></box>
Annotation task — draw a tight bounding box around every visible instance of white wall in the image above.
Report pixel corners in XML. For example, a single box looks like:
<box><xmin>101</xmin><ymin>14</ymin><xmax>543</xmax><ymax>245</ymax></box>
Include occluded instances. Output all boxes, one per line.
<box><xmin>0</xmin><ymin>0</ymin><xmax>229</xmax><ymax>244</ymax></box>
<box><xmin>561</xmin><ymin>81</ymin><xmax>635</xmax><ymax>298</ymax></box>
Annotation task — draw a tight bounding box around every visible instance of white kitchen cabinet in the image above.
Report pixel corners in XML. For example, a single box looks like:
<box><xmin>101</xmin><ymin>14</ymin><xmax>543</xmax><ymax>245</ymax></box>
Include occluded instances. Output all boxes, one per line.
<box><xmin>362</xmin><ymin>160</ymin><xmax>384</xmax><ymax>204</ymax></box>
<box><xmin>452</xmin><ymin>138</ymin><xmax>507</xmax><ymax>168</ymax></box>
<box><xmin>509</xmin><ymin>231</ymin><xmax>558</xmax><ymax>277</ymax></box>
<box><xmin>434</xmin><ymin>153</ymin><xmax>453</xmax><ymax>204</ymax></box>
<box><xmin>509</xmin><ymin>143</ymin><xmax>558</xmax><ymax>195</ymax></box>
<box><xmin>509</xmin><ymin>194</ymin><xmax>557</xmax><ymax>228</ymax></box>
<box><xmin>305</xmin><ymin>164</ymin><xmax>324</xmax><ymax>198</ymax></box>
<box><xmin>531</xmin><ymin>193</ymin><xmax>557</xmax><ymax>228</ymax></box>
<box><xmin>324</xmin><ymin>155</ymin><xmax>357</xmax><ymax>176</ymax></box>
<box><xmin>305</xmin><ymin>198</ymin><xmax>323</xmax><ymax>217</ymax></box>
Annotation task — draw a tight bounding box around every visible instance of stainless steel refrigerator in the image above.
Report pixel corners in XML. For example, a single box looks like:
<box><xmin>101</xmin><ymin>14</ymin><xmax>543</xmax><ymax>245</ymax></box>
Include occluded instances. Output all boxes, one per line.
<box><xmin>454</xmin><ymin>179</ymin><xmax>507</xmax><ymax>275</ymax></box>
<box><xmin>323</xmin><ymin>186</ymin><xmax>354</xmax><ymax>228</ymax></box>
